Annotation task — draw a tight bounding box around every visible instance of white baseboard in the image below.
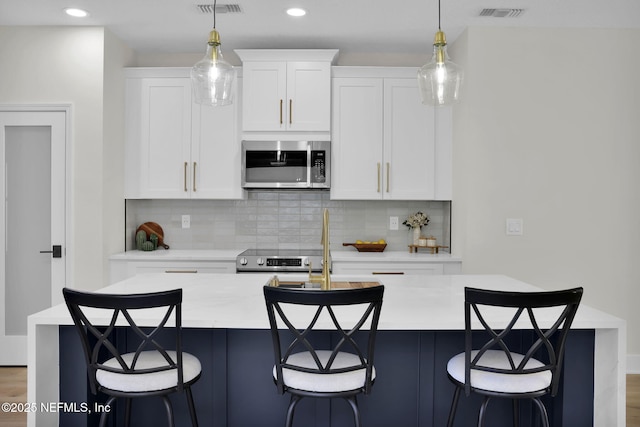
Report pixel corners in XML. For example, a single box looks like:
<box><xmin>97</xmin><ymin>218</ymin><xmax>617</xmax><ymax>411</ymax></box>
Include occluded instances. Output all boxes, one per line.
<box><xmin>627</xmin><ymin>354</ymin><xmax>640</xmax><ymax>374</ymax></box>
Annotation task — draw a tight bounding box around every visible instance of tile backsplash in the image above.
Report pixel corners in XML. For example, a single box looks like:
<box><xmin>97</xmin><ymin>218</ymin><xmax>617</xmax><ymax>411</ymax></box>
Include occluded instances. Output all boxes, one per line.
<box><xmin>125</xmin><ymin>191</ymin><xmax>451</xmax><ymax>252</ymax></box>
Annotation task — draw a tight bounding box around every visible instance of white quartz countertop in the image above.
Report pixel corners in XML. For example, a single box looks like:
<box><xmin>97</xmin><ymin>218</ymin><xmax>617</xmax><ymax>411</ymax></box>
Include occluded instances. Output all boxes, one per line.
<box><xmin>108</xmin><ymin>249</ymin><xmax>462</xmax><ymax>263</ymax></box>
<box><xmin>31</xmin><ymin>273</ymin><xmax>622</xmax><ymax>331</ymax></box>
<box><xmin>109</xmin><ymin>249</ymin><xmax>241</xmax><ymax>261</ymax></box>
<box><xmin>332</xmin><ymin>250</ymin><xmax>461</xmax><ymax>263</ymax></box>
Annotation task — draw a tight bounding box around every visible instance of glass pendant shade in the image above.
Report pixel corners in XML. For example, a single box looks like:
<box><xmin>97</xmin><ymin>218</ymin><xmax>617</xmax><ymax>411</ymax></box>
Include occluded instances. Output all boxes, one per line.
<box><xmin>191</xmin><ymin>29</ymin><xmax>235</xmax><ymax>106</ymax></box>
<box><xmin>418</xmin><ymin>30</ymin><xmax>463</xmax><ymax>106</ymax></box>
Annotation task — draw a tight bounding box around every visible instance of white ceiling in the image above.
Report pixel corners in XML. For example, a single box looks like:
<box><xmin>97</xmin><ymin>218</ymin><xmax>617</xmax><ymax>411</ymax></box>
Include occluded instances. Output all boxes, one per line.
<box><xmin>1</xmin><ymin>0</ymin><xmax>639</xmax><ymax>57</ymax></box>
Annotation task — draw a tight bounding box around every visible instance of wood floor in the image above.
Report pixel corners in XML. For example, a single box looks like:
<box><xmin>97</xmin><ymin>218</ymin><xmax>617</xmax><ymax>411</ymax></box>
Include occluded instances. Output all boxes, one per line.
<box><xmin>0</xmin><ymin>368</ymin><xmax>27</xmax><ymax>427</ymax></box>
<box><xmin>0</xmin><ymin>367</ymin><xmax>639</xmax><ymax>426</ymax></box>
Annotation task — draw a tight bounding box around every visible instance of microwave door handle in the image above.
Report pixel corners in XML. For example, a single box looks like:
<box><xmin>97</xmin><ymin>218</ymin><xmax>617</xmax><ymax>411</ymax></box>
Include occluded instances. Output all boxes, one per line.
<box><xmin>307</xmin><ymin>145</ymin><xmax>312</xmax><ymax>186</ymax></box>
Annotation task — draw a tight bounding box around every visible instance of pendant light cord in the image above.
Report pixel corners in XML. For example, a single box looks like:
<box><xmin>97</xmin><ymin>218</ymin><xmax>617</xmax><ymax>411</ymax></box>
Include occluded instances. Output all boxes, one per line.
<box><xmin>438</xmin><ymin>0</ymin><xmax>441</xmax><ymax>31</ymax></box>
<box><xmin>213</xmin><ymin>0</ymin><xmax>217</xmax><ymax>29</ymax></box>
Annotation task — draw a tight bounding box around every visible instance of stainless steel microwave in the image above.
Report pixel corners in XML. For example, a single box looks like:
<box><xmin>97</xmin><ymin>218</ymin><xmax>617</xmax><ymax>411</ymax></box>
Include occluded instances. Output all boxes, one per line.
<box><xmin>241</xmin><ymin>140</ymin><xmax>330</xmax><ymax>189</ymax></box>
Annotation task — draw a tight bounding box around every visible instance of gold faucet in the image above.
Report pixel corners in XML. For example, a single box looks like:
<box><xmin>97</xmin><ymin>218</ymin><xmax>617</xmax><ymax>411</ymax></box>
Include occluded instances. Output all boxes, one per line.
<box><xmin>309</xmin><ymin>208</ymin><xmax>331</xmax><ymax>290</ymax></box>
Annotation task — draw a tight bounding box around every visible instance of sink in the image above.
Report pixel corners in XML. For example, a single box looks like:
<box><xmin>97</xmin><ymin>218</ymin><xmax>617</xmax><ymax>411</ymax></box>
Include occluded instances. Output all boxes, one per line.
<box><xmin>268</xmin><ymin>275</ymin><xmax>381</xmax><ymax>289</ymax></box>
<box><xmin>276</xmin><ymin>281</ymin><xmax>319</xmax><ymax>289</ymax></box>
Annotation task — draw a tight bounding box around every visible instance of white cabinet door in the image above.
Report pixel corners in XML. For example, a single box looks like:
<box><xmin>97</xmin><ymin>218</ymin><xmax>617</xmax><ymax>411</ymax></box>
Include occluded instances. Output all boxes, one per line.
<box><xmin>241</xmin><ymin>61</ymin><xmax>286</xmax><ymax>131</ymax></box>
<box><xmin>331</xmin><ymin>74</ymin><xmax>444</xmax><ymax>201</ymax></box>
<box><xmin>242</xmin><ymin>61</ymin><xmax>331</xmax><ymax>132</ymax></box>
<box><xmin>332</xmin><ymin>261</ymin><xmax>445</xmax><ymax>275</ymax></box>
<box><xmin>191</xmin><ymin>78</ymin><xmax>244</xmax><ymax>199</ymax></box>
<box><xmin>331</xmin><ymin>78</ymin><xmax>384</xmax><ymax>199</ymax></box>
<box><xmin>286</xmin><ymin>62</ymin><xmax>331</xmax><ymax>131</ymax></box>
<box><xmin>125</xmin><ymin>71</ymin><xmax>244</xmax><ymax>200</ymax></box>
<box><xmin>138</xmin><ymin>78</ymin><xmax>192</xmax><ymax>198</ymax></box>
<box><xmin>383</xmin><ymin>79</ymin><xmax>436</xmax><ymax>199</ymax></box>
<box><xmin>110</xmin><ymin>260</ymin><xmax>236</xmax><ymax>284</ymax></box>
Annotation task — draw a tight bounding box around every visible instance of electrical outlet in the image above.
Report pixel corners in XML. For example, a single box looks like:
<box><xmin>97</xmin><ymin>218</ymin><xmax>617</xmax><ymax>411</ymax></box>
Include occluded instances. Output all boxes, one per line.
<box><xmin>390</xmin><ymin>216</ymin><xmax>399</xmax><ymax>230</ymax></box>
<box><xmin>182</xmin><ymin>215</ymin><xmax>191</xmax><ymax>229</ymax></box>
<box><xmin>506</xmin><ymin>218</ymin><xmax>523</xmax><ymax>236</ymax></box>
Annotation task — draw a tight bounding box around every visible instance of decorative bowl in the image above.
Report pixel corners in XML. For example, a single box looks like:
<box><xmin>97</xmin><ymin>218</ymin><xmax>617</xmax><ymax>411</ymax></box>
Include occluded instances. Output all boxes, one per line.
<box><xmin>342</xmin><ymin>242</ymin><xmax>387</xmax><ymax>252</ymax></box>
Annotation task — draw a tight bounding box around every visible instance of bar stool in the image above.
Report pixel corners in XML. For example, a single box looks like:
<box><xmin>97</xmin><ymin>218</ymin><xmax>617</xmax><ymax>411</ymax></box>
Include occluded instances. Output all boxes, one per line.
<box><xmin>63</xmin><ymin>287</ymin><xmax>201</xmax><ymax>427</ymax></box>
<box><xmin>263</xmin><ymin>285</ymin><xmax>384</xmax><ymax>427</ymax></box>
<box><xmin>446</xmin><ymin>286</ymin><xmax>583</xmax><ymax>427</ymax></box>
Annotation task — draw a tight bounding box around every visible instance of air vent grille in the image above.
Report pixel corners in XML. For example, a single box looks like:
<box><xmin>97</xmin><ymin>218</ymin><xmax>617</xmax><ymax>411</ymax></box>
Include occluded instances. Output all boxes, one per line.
<box><xmin>196</xmin><ymin>4</ymin><xmax>242</xmax><ymax>14</ymax></box>
<box><xmin>479</xmin><ymin>8</ymin><xmax>525</xmax><ymax>18</ymax></box>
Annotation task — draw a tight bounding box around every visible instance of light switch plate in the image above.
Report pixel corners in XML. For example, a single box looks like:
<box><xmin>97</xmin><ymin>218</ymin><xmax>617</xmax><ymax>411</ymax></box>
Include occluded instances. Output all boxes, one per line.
<box><xmin>506</xmin><ymin>218</ymin><xmax>523</xmax><ymax>236</ymax></box>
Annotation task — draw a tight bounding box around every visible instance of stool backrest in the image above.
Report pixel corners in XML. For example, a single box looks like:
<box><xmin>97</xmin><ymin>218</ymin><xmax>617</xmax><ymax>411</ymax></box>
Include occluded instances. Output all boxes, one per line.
<box><xmin>62</xmin><ymin>287</ymin><xmax>184</xmax><ymax>395</ymax></box>
<box><xmin>263</xmin><ymin>285</ymin><xmax>384</xmax><ymax>395</ymax></box>
<box><xmin>464</xmin><ymin>286</ymin><xmax>583</xmax><ymax>397</ymax></box>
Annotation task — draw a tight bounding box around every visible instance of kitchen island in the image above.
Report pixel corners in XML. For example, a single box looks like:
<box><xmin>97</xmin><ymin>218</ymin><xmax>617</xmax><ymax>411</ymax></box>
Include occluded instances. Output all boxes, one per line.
<box><xmin>28</xmin><ymin>273</ymin><xmax>624</xmax><ymax>427</ymax></box>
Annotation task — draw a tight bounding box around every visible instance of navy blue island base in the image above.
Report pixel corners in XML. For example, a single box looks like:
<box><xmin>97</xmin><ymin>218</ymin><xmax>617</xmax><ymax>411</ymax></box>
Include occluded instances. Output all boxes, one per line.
<box><xmin>59</xmin><ymin>327</ymin><xmax>594</xmax><ymax>427</ymax></box>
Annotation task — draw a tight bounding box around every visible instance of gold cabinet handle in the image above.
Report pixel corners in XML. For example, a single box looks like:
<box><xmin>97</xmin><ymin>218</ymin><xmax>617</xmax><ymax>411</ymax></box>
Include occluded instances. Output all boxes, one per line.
<box><xmin>289</xmin><ymin>99</ymin><xmax>293</xmax><ymax>124</ymax></box>
<box><xmin>279</xmin><ymin>99</ymin><xmax>283</xmax><ymax>125</ymax></box>
<box><xmin>386</xmin><ymin>162</ymin><xmax>390</xmax><ymax>193</ymax></box>
<box><xmin>184</xmin><ymin>162</ymin><xmax>188</xmax><ymax>192</ymax></box>
<box><xmin>377</xmin><ymin>163</ymin><xmax>381</xmax><ymax>192</ymax></box>
<box><xmin>193</xmin><ymin>161</ymin><xmax>197</xmax><ymax>192</ymax></box>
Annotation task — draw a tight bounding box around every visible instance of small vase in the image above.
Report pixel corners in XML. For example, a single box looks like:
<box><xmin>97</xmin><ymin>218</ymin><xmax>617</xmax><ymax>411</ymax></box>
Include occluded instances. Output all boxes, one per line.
<box><xmin>412</xmin><ymin>227</ymin><xmax>421</xmax><ymax>245</ymax></box>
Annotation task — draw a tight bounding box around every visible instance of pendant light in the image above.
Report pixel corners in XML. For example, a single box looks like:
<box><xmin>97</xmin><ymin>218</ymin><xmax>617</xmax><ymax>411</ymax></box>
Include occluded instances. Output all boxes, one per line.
<box><xmin>191</xmin><ymin>0</ymin><xmax>235</xmax><ymax>106</ymax></box>
<box><xmin>417</xmin><ymin>0</ymin><xmax>463</xmax><ymax>106</ymax></box>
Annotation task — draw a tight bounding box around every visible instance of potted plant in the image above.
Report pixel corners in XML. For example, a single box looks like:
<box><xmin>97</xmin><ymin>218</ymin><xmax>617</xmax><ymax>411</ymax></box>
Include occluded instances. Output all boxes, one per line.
<box><xmin>403</xmin><ymin>212</ymin><xmax>430</xmax><ymax>245</ymax></box>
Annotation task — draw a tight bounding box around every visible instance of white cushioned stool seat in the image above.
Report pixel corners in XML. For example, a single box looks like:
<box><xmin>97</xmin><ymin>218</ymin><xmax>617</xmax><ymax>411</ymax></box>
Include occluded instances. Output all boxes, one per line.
<box><xmin>447</xmin><ymin>350</ymin><xmax>552</xmax><ymax>394</ymax></box>
<box><xmin>275</xmin><ymin>350</ymin><xmax>375</xmax><ymax>393</ymax></box>
<box><xmin>97</xmin><ymin>351</ymin><xmax>202</xmax><ymax>393</ymax></box>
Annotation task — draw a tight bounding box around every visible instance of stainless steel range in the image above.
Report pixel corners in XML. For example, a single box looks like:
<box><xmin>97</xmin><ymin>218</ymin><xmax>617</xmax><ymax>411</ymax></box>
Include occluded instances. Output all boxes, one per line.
<box><xmin>236</xmin><ymin>249</ymin><xmax>330</xmax><ymax>273</ymax></box>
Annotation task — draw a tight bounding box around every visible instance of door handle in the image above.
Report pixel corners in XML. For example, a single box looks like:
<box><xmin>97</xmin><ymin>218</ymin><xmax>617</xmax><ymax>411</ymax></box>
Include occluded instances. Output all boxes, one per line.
<box><xmin>386</xmin><ymin>162</ymin><xmax>390</xmax><ymax>193</ymax></box>
<box><xmin>184</xmin><ymin>162</ymin><xmax>188</xmax><ymax>192</ymax></box>
<box><xmin>40</xmin><ymin>245</ymin><xmax>62</xmax><ymax>258</ymax></box>
<box><xmin>193</xmin><ymin>161</ymin><xmax>197</xmax><ymax>192</ymax></box>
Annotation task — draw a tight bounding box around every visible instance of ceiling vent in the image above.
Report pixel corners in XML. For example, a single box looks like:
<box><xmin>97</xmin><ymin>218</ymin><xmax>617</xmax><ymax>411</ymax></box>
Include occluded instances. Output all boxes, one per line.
<box><xmin>196</xmin><ymin>4</ymin><xmax>242</xmax><ymax>14</ymax></box>
<box><xmin>479</xmin><ymin>8</ymin><xmax>525</xmax><ymax>18</ymax></box>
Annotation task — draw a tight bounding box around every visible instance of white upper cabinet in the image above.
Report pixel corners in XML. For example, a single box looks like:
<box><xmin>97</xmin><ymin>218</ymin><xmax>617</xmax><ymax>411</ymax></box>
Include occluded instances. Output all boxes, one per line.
<box><xmin>331</xmin><ymin>77</ymin><xmax>384</xmax><ymax>199</ymax></box>
<box><xmin>331</xmin><ymin>67</ymin><xmax>452</xmax><ymax>200</ymax></box>
<box><xmin>383</xmin><ymin>78</ymin><xmax>436</xmax><ymax>200</ymax></box>
<box><xmin>236</xmin><ymin>50</ymin><xmax>338</xmax><ymax>134</ymax></box>
<box><xmin>124</xmin><ymin>68</ymin><xmax>244</xmax><ymax>199</ymax></box>
<box><xmin>191</xmin><ymin>85</ymin><xmax>243</xmax><ymax>199</ymax></box>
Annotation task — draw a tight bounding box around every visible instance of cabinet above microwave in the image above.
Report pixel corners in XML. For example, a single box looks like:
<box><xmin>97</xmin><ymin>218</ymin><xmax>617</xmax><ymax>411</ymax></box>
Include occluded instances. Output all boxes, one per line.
<box><xmin>236</xmin><ymin>50</ymin><xmax>338</xmax><ymax>135</ymax></box>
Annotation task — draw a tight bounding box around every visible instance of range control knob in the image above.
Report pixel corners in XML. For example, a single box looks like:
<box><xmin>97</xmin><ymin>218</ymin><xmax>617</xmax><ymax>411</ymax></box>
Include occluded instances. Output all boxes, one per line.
<box><xmin>239</xmin><ymin>257</ymin><xmax>248</xmax><ymax>266</ymax></box>
<box><xmin>303</xmin><ymin>257</ymin><xmax>310</xmax><ymax>266</ymax></box>
<box><xmin>257</xmin><ymin>257</ymin><xmax>265</xmax><ymax>265</ymax></box>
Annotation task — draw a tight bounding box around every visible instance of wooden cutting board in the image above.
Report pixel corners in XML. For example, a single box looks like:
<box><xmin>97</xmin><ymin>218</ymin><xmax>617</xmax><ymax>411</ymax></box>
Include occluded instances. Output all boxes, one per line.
<box><xmin>136</xmin><ymin>222</ymin><xmax>170</xmax><ymax>249</ymax></box>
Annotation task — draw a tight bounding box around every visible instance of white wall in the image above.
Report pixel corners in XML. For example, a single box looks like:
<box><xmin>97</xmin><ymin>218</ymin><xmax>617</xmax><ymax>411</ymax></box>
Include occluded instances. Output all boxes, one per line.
<box><xmin>102</xmin><ymin>30</ymin><xmax>135</xmax><ymax>286</ymax></box>
<box><xmin>0</xmin><ymin>26</ymin><xmax>133</xmax><ymax>291</ymax></box>
<box><xmin>450</xmin><ymin>27</ymin><xmax>640</xmax><ymax>360</ymax></box>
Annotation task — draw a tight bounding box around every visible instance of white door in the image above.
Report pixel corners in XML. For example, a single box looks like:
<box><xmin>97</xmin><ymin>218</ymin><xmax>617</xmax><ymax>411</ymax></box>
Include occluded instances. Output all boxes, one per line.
<box><xmin>383</xmin><ymin>78</ymin><xmax>436</xmax><ymax>200</ymax></box>
<box><xmin>0</xmin><ymin>110</ymin><xmax>67</xmax><ymax>365</ymax></box>
<box><xmin>241</xmin><ymin>61</ymin><xmax>287</xmax><ymax>131</ymax></box>
<box><xmin>140</xmin><ymin>78</ymin><xmax>192</xmax><ymax>198</ymax></box>
<box><xmin>330</xmin><ymin>78</ymin><xmax>384</xmax><ymax>200</ymax></box>
<box><xmin>286</xmin><ymin>61</ymin><xmax>331</xmax><ymax>131</ymax></box>
<box><xmin>191</xmin><ymin>88</ymin><xmax>243</xmax><ymax>199</ymax></box>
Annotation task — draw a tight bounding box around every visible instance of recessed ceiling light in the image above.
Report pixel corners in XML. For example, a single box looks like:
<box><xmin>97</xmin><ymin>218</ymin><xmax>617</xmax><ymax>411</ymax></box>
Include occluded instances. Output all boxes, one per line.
<box><xmin>286</xmin><ymin>8</ymin><xmax>306</xmax><ymax>17</ymax></box>
<box><xmin>64</xmin><ymin>8</ymin><xmax>89</xmax><ymax>18</ymax></box>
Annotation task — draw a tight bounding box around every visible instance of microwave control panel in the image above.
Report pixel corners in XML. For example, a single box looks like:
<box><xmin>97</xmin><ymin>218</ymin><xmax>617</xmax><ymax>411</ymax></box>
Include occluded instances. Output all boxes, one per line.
<box><xmin>311</xmin><ymin>151</ymin><xmax>326</xmax><ymax>183</ymax></box>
